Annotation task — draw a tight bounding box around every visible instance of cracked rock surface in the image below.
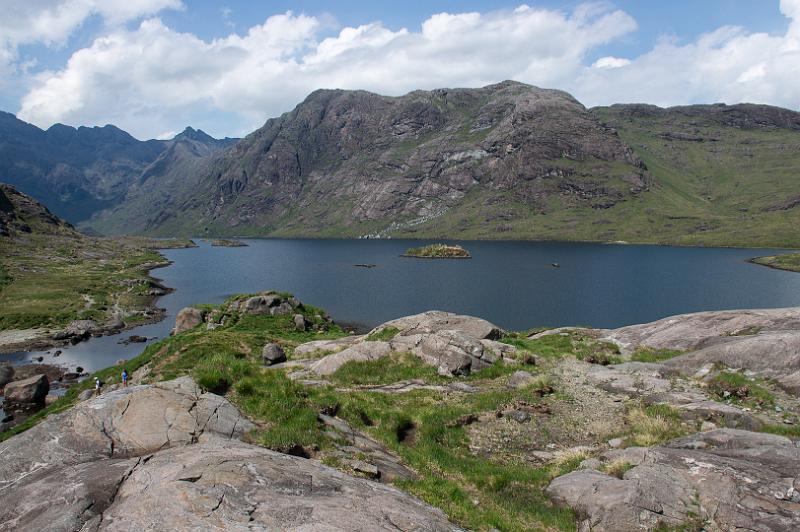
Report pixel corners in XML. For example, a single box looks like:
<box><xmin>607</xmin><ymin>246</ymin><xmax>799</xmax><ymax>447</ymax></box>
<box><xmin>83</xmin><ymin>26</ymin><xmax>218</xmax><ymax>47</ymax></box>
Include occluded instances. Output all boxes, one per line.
<box><xmin>0</xmin><ymin>377</ymin><xmax>460</xmax><ymax>531</ymax></box>
<box><xmin>546</xmin><ymin>429</ymin><xmax>800</xmax><ymax>531</ymax></box>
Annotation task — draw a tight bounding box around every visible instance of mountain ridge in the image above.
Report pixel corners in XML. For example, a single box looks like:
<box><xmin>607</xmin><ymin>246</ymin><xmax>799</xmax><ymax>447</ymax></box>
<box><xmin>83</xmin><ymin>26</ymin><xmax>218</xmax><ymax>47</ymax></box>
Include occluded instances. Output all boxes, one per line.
<box><xmin>0</xmin><ymin>112</ymin><xmax>238</xmax><ymax>223</ymax></box>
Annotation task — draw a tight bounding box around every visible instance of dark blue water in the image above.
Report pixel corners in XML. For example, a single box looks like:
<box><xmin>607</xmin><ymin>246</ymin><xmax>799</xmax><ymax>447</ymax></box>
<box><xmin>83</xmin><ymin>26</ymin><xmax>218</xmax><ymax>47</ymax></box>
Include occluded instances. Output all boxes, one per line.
<box><xmin>3</xmin><ymin>239</ymin><xmax>800</xmax><ymax>373</ymax></box>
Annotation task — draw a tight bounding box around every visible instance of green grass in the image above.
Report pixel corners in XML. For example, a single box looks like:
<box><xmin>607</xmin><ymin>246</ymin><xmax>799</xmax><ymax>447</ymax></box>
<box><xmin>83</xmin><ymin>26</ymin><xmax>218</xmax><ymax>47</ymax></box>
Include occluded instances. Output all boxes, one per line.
<box><xmin>750</xmin><ymin>253</ymin><xmax>800</xmax><ymax>272</ymax></box>
<box><xmin>364</xmin><ymin>326</ymin><xmax>400</xmax><ymax>342</ymax></box>
<box><xmin>623</xmin><ymin>404</ymin><xmax>686</xmax><ymax>447</ymax></box>
<box><xmin>330</xmin><ymin>351</ymin><xmax>443</xmax><ymax>386</ymax></box>
<box><xmin>500</xmin><ymin>331</ymin><xmax>622</xmax><ymax>365</ymax></box>
<box><xmin>0</xmin><ymin>233</ymin><xmax>170</xmax><ymax>330</ymax></box>
<box><xmin>630</xmin><ymin>347</ymin><xmax>684</xmax><ymax>363</ymax></box>
<box><xmin>707</xmin><ymin>371</ymin><xmax>775</xmax><ymax>407</ymax></box>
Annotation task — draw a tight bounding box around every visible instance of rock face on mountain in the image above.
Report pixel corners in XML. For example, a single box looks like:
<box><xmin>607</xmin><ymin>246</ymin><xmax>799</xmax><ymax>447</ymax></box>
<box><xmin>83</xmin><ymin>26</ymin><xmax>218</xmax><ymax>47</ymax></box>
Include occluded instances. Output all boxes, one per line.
<box><xmin>84</xmin><ymin>81</ymin><xmax>650</xmax><ymax>237</ymax></box>
<box><xmin>0</xmin><ymin>111</ymin><xmax>236</xmax><ymax>223</ymax></box>
<box><xmin>0</xmin><ymin>376</ymin><xmax>459</xmax><ymax>531</ymax></box>
<box><xmin>0</xmin><ymin>183</ymin><xmax>75</xmax><ymax>237</ymax></box>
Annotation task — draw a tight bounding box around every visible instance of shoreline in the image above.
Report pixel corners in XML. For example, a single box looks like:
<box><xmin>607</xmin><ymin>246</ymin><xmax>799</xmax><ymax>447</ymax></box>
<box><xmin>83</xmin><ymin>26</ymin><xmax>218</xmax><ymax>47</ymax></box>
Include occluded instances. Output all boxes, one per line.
<box><xmin>0</xmin><ymin>255</ymin><xmax>175</xmax><ymax>356</ymax></box>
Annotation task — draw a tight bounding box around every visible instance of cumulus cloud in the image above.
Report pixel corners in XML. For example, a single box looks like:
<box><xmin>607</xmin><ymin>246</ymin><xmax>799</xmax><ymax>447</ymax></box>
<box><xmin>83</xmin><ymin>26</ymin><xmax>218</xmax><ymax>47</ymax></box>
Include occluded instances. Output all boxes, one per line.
<box><xmin>16</xmin><ymin>4</ymin><xmax>637</xmax><ymax>138</ymax></box>
<box><xmin>12</xmin><ymin>1</ymin><xmax>800</xmax><ymax>139</ymax></box>
<box><xmin>0</xmin><ymin>0</ymin><xmax>182</xmax><ymax>79</ymax></box>
<box><xmin>573</xmin><ymin>0</ymin><xmax>800</xmax><ymax>109</ymax></box>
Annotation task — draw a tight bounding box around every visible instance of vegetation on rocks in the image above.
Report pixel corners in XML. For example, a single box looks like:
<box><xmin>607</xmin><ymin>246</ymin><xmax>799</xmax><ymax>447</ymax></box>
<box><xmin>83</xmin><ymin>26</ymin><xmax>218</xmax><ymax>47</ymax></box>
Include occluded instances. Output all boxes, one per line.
<box><xmin>750</xmin><ymin>252</ymin><xmax>800</xmax><ymax>272</ymax></box>
<box><xmin>402</xmin><ymin>243</ymin><xmax>471</xmax><ymax>258</ymax></box>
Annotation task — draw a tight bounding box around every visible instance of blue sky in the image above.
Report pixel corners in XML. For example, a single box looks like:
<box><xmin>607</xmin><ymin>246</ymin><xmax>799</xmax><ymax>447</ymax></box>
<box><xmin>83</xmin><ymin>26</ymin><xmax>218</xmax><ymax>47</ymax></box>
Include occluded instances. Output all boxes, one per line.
<box><xmin>1</xmin><ymin>1</ymin><xmax>798</xmax><ymax>139</ymax></box>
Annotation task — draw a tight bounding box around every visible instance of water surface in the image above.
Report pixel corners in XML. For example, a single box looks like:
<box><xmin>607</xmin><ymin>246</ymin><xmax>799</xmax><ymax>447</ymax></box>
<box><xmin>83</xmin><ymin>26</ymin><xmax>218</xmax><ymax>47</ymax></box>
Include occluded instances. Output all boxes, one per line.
<box><xmin>4</xmin><ymin>238</ymin><xmax>800</xmax><ymax>373</ymax></box>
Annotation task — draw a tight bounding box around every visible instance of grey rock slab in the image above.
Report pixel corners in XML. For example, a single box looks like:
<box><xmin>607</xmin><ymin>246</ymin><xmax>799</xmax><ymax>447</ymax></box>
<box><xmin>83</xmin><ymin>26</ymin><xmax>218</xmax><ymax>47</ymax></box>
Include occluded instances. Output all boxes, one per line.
<box><xmin>93</xmin><ymin>440</ymin><xmax>460</xmax><ymax>531</ymax></box>
<box><xmin>586</xmin><ymin>364</ymin><xmax>673</xmax><ymax>397</ymax></box>
<box><xmin>378</xmin><ymin>310</ymin><xmax>503</xmax><ymax>340</ymax></box>
<box><xmin>506</xmin><ymin>370</ymin><xmax>536</xmax><ymax>390</ymax></box>
<box><xmin>547</xmin><ymin>428</ymin><xmax>800</xmax><ymax>531</ymax></box>
<box><xmin>602</xmin><ymin>307</ymin><xmax>800</xmax><ymax>353</ymax></box>
<box><xmin>310</xmin><ymin>342</ymin><xmax>393</xmax><ymax>375</ymax></box>
<box><xmin>663</xmin><ymin>330</ymin><xmax>800</xmax><ymax>385</ymax></box>
<box><xmin>0</xmin><ymin>377</ymin><xmax>254</xmax><ymax>492</ymax></box>
<box><xmin>294</xmin><ymin>336</ymin><xmax>360</xmax><ymax>357</ymax></box>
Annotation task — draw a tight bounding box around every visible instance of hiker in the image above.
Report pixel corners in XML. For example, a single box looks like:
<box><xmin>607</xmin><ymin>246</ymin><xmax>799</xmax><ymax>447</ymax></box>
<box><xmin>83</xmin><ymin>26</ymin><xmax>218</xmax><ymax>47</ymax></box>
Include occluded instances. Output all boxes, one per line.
<box><xmin>121</xmin><ymin>369</ymin><xmax>129</xmax><ymax>387</ymax></box>
<box><xmin>94</xmin><ymin>377</ymin><xmax>102</xmax><ymax>395</ymax></box>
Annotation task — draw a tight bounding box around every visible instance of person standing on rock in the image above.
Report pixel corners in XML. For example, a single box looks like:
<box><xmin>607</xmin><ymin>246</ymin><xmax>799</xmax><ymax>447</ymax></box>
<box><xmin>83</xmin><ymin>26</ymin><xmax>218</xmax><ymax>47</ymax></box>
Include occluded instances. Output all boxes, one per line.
<box><xmin>94</xmin><ymin>377</ymin><xmax>102</xmax><ymax>395</ymax></box>
<box><xmin>121</xmin><ymin>369</ymin><xmax>129</xmax><ymax>387</ymax></box>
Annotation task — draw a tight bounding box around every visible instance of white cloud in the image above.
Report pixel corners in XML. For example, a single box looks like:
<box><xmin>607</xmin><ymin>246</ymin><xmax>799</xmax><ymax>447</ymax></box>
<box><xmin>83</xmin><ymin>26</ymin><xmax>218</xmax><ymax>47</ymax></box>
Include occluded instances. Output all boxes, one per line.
<box><xmin>592</xmin><ymin>56</ymin><xmax>631</xmax><ymax>69</ymax></box>
<box><xmin>0</xmin><ymin>0</ymin><xmax>182</xmax><ymax>78</ymax></box>
<box><xmin>13</xmin><ymin>1</ymin><xmax>800</xmax><ymax>140</ymax></box>
<box><xmin>573</xmin><ymin>3</ymin><xmax>800</xmax><ymax>110</ymax></box>
<box><xmin>16</xmin><ymin>4</ymin><xmax>637</xmax><ymax>138</ymax></box>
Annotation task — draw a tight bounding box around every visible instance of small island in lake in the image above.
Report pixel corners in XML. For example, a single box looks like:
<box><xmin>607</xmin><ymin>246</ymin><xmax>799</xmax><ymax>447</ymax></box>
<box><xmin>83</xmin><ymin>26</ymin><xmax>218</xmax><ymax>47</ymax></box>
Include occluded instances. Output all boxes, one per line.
<box><xmin>208</xmin><ymin>239</ymin><xmax>248</xmax><ymax>247</ymax></box>
<box><xmin>401</xmin><ymin>243</ymin><xmax>471</xmax><ymax>259</ymax></box>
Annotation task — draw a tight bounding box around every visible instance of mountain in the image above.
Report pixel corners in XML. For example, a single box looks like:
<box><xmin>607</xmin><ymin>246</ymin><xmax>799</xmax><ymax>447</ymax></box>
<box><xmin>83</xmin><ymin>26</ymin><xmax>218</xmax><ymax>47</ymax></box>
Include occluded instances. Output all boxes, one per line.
<box><xmin>0</xmin><ymin>113</ymin><xmax>237</xmax><ymax>223</ymax></box>
<box><xmin>0</xmin><ymin>182</ymin><xmax>76</xmax><ymax>238</ymax></box>
<box><xmin>85</xmin><ymin>81</ymin><xmax>652</xmax><ymax>237</ymax></box>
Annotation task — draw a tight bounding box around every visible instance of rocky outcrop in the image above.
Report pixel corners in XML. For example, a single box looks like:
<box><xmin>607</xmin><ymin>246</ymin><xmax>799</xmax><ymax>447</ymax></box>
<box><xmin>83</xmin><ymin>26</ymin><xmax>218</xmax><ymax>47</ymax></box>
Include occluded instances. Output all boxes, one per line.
<box><xmin>228</xmin><ymin>292</ymin><xmax>299</xmax><ymax>316</ymax></box>
<box><xmin>0</xmin><ymin>376</ymin><xmax>460</xmax><ymax>531</ymax></box>
<box><xmin>0</xmin><ymin>376</ymin><xmax>253</xmax><ymax>492</ymax></box>
<box><xmin>261</xmin><ymin>342</ymin><xmax>287</xmax><ymax>365</ymax></box>
<box><xmin>602</xmin><ymin>307</ymin><xmax>800</xmax><ymax>353</ymax></box>
<box><xmin>2</xmin><ymin>374</ymin><xmax>49</xmax><ymax>404</ymax></box>
<box><xmin>302</xmin><ymin>311</ymin><xmax>513</xmax><ymax>377</ymax></box>
<box><xmin>0</xmin><ymin>364</ymin><xmax>13</xmax><ymax>388</ymax></box>
<box><xmin>663</xmin><ymin>330</ymin><xmax>800</xmax><ymax>382</ymax></box>
<box><xmin>547</xmin><ymin>429</ymin><xmax>800</xmax><ymax>531</ymax></box>
<box><xmin>311</xmin><ymin>342</ymin><xmax>393</xmax><ymax>375</ymax></box>
<box><xmin>172</xmin><ymin>307</ymin><xmax>206</xmax><ymax>334</ymax></box>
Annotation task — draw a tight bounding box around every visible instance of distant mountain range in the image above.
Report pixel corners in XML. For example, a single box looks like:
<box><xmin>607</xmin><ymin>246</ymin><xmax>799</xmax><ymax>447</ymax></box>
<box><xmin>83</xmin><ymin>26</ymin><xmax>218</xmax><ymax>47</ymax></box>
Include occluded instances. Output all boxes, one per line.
<box><xmin>2</xmin><ymin>80</ymin><xmax>800</xmax><ymax>247</ymax></box>
<box><xmin>0</xmin><ymin>112</ymin><xmax>237</xmax><ymax>223</ymax></box>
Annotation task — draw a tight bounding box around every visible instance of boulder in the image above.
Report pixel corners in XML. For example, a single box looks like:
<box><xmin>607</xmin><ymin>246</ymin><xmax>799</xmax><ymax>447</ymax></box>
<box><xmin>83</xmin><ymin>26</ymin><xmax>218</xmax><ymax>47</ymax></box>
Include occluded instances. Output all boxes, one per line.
<box><xmin>506</xmin><ymin>370</ymin><xmax>537</xmax><ymax>389</ymax></box>
<box><xmin>293</xmin><ymin>313</ymin><xmax>308</xmax><ymax>331</ymax></box>
<box><xmin>238</xmin><ymin>292</ymin><xmax>295</xmax><ymax>316</ymax></box>
<box><xmin>172</xmin><ymin>307</ymin><xmax>206</xmax><ymax>334</ymax></box>
<box><xmin>547</xmin><ymin>428</ymin><xmax>800</xmax><ymax>531</ymax></box>
<box><xmin>0</xmin><ymin>364</ymin><xmax>13</xmax><ymax>388</ymax></box>
<box><xmin>310</xmin><ymin>342</ymin><xmax>393</xmax><ymax>375</ymax></box>
<box><xmin>3</xmin><ymin>374</ymin><xmax>49</xmax><ymax>404</ymax></box>
<box><xmin>261</xmin><ymin>343</ymin><xmax>287</xmax><ymax>365</ymax></box>
<box><xmin>378</xmin><ymin>310</ymin><xmax>503</xmax><ymax>340</ymax></box>
<box><xmin>602</xmin><ymin>307</ymin><xmax>800</xmax><ymax>353</ymax></box>
<box><xmin>0</xmin><ymin>376</ymin><xmax>254</xmax><ymax>493</ymax></box>
<box><xmin>390</xmin><ymin>329</ymin><xmax>499</xmax><ymax>376</ymax></box>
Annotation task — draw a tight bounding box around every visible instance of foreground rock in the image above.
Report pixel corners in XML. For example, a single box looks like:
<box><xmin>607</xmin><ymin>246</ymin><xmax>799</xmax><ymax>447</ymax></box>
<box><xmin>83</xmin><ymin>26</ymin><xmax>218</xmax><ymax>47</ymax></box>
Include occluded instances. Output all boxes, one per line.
<box><xmin>603</xmin><ymin>307</ymin><xmax>800</xmax><ymax>353</ymax></box>
<box><xmin>547</xmin><ymin>429</ymin><xmax>800</xmax><ymax>531</ymax></box>
<box><xmin>302</xmin><ymin>311</ymin><xmax>512</xmax><ymax>377</ymax></box>
<box><xmin>2</xmin><ymin>374</ymin><xmax>49</xmax><ymax>404</ymax></box>
<box><xmin>172</xmin><ymin>307</ymin><xmax>206</xmax><ymax>334</ymax></box>
<box><xmin>0</xmin><ymin>377</ymin><xmax>460</xmax><ymax>531</ymax></box>
<box><xmin>663</xmin><ymin>330</ymin><xmax>800</xmax><ymax>390</ymax></box>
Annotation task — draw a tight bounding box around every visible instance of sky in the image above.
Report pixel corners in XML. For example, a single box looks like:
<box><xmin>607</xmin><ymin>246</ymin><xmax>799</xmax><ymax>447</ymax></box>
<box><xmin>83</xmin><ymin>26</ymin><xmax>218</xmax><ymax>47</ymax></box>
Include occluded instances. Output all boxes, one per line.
<box><xmin>0</xmin><ymin>1</ymin><xmax>798</xmax><ymax>140</ymax></box>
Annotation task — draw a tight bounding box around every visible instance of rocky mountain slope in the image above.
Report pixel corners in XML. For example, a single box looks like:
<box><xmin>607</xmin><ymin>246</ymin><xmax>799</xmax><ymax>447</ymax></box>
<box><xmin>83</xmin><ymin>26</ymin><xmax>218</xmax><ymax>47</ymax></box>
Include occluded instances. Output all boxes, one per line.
<box><xmin>85</xmin><ymin>81</ymin><xmax>651</xmax><ymax>237</ymax></box>
<box><xmin>81</xmin><ymin>81</ymin><xmax>800</xmax><ymax>247</ymax></box>
<box><xmin>0</xmin><ymin>111</ymin><xmax>236</xmax><ymax>223</ymax></box>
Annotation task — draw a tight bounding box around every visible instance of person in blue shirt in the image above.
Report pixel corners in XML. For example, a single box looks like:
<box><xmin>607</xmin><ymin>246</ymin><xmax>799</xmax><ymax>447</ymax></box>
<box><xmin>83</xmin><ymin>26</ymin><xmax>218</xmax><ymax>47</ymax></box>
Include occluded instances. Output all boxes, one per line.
<box><xmin>121</xmin><ymin>369</ymin><xmax>129</xmax><ymax>388</ymax></box>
